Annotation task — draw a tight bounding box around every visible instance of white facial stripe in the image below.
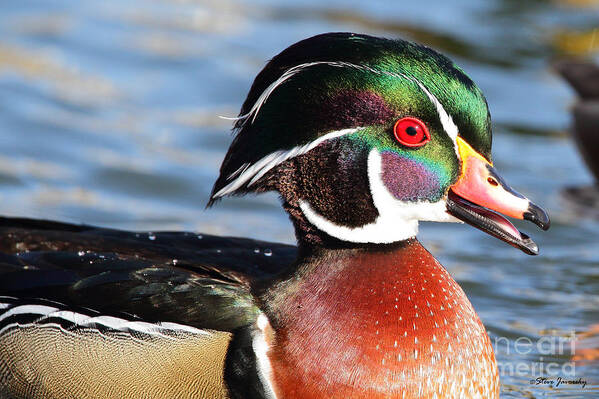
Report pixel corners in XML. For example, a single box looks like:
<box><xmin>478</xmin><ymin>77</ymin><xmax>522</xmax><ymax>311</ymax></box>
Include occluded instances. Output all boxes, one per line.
<box><xmin>228</xmin><ymin>163</ymin><xmax>251</xmax><ymax>180</ymax></box>
<box><xmin>411</xmin><ymin>81</ymin><xmax>459</xmax><ymax>144</ymax></box>
<box><xmin>237</xmin><ymin>61</ymin><xmax>379</xmax><ymax>125</ymax></box>
<box><xmin>300</xmin><ymin>199</ymin><xmax>418</xmax><ymax>243</ymax></box>
<box><xmin>216</xmin><ymin>61</ymin><xmax>460</xmax><ymax>200</ymax></box>
<box><xmin>235</xmin><ymin>60</ymin><xmax>458</xmax><ymax>144</ymax></box>
<box><xmin>300</xmin><ymin>149</ymin><xmax>460</xmax><ymax>244</ymax></box>
<box><xmin>213</xmin><ymin>128</ymin><xmax>360</xmax><ymax>198</ymax></box>
<box><xmin>0</xmin><ymin>303</ymin><xmax>208</xmax><ymax>337</ymax></box>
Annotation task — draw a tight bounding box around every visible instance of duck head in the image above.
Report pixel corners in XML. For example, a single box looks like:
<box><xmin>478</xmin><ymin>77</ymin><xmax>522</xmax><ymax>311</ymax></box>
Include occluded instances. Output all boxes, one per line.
<box><xmin>210</xmin><ymin>33</ymin><xmax>549</xmax><ymax>253</ymax></box>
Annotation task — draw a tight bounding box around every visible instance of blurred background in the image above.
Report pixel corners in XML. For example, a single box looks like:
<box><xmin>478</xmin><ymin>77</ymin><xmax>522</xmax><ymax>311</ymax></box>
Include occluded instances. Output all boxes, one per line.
<box><xmin>0</xmin><ymin>0</ymin><xmax>598</xmax><ymax>397</ymax></box>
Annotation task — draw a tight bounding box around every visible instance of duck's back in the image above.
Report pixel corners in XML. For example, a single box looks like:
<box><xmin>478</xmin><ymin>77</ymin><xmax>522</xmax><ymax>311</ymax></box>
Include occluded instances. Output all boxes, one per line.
<box><xmin>0</xmin><ymin>217</ymin><xmax>296</xmax><ymax>399</ymax></box>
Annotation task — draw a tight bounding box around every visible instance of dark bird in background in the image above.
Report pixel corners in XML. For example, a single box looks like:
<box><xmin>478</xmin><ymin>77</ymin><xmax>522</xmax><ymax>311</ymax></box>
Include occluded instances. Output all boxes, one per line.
<box><xmin>556</xmin><ymin>60</ymin><xmax>599</xmax><ymax>209</ymax></box>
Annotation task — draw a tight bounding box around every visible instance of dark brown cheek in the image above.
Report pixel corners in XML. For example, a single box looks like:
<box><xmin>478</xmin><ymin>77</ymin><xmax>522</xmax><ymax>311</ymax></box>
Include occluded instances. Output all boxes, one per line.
<box><xmin>380</xmin><ymin>151</ymin><xmax>441</xmax><ymax>202</ymax></box>
<box><xmin>280</xmin><ymin>141</ymin><xmax>379</xmax><ymax>229</ymax></box>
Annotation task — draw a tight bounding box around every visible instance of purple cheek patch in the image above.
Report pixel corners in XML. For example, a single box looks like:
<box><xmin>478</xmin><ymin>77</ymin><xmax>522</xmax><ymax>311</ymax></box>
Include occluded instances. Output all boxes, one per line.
<box><xmin>380</xmin><ymin>151</ymin><xmax>440</xmax><ymax>202</ymax></box>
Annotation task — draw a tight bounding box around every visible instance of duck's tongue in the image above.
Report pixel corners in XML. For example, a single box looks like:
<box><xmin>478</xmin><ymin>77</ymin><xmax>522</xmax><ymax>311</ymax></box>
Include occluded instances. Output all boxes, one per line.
<box><xmin>446</xmin><ymin>190</ymin><xmax>539</xmax><ymax>255</ymax></box>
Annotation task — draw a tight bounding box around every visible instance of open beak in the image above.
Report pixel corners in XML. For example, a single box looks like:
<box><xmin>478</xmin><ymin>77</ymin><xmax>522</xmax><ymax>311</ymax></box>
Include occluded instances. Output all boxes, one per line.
<box><xmin>446</xmin><ymin>137</ymin><xmax>550</xmax><ymax>255</ymax></box>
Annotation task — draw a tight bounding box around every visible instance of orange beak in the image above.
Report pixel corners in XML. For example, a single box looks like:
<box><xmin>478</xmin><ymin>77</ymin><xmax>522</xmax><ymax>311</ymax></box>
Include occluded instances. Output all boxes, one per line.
<box><xmin>447</xmin><ymin>137</ymin><xmax>550</xmax><ymax>255</ymax></box>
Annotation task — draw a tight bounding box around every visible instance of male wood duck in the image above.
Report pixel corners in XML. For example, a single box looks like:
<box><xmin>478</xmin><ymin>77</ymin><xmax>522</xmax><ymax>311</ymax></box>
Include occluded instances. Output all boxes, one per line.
<box><xmin>0</xmin><ymin>33</ymin><xmax>549</xmax><ymax>399</ymax></box>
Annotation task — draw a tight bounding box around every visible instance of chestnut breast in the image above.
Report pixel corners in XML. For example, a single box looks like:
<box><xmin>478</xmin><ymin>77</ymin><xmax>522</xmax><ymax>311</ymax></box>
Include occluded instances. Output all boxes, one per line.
<box><xmin>267</xmin><ymin>240</ymin><xmax>499</xmax><ymax>399</ymax></box>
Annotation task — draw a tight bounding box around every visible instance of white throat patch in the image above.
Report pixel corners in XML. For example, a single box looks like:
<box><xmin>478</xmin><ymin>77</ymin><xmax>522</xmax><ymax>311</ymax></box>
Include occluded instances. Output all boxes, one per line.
<box><xmin>300</xmin><ymin>149</ymin><xmax>458</xmax><ymax>244</ymax></box>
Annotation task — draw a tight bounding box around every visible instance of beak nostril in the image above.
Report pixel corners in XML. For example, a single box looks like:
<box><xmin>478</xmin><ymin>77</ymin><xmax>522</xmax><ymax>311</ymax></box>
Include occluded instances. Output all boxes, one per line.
<box><xmin>487</xmin><ymin>177</ymin><xmax>499</xmax><ymax>187</ymax></box>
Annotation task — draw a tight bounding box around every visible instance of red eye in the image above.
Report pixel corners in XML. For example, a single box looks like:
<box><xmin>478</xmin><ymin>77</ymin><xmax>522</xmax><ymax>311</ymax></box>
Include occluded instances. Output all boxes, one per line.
<box><xmin>393</xmin><ymin>117</ymin><xmax>430</xmax><ymax>148</ymax></box>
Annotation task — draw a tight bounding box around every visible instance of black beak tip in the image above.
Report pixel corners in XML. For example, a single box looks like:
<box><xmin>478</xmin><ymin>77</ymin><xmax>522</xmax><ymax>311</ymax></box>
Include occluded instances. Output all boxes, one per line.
<box><xmin>523</xmin><ymin>203</ymin><xmax>551</xmax><ymax>231</ymax></box>
<box><xmin>519</xmin><ymin>233</ymin><xmax>539</xmax><ymax>256</ymax></box>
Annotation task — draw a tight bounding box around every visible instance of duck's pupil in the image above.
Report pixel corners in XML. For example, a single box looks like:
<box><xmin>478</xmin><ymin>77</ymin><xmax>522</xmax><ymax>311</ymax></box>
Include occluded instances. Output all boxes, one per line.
<box><xmin>406</xmin><ymin>126</ymin><xmax>418</xmax><ymax>136</ymax></box>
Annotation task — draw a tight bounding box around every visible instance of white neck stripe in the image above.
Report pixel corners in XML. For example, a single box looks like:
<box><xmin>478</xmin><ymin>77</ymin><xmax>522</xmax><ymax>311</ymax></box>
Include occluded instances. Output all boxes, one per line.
<box><xmin>300</xmin><ymin>149</ymin><xmax>459</xmax><ymax>244</ymax></box>
<box><xmin>300</xmin><ymin>149</ymin><xmax>419</xmax><ymax>244</ymax></box>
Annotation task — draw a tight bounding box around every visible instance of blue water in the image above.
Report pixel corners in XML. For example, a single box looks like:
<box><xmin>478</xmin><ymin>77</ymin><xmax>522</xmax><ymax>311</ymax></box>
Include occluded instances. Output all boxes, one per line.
<box><xmin>1</xmin><ymin>0</ymin><xmax>598</xmax><ymax>397</ymax></box>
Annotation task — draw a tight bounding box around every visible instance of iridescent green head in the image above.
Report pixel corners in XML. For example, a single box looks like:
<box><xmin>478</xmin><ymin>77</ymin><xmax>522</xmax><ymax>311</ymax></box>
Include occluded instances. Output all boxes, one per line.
<box><xmin>210</xmin><ymin>33</ymin><xmax>548</xmax><ymax>251</ymax></box>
